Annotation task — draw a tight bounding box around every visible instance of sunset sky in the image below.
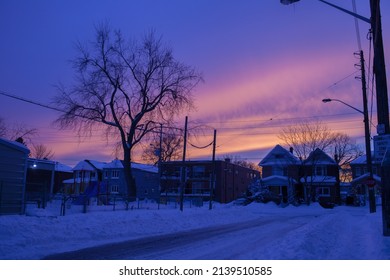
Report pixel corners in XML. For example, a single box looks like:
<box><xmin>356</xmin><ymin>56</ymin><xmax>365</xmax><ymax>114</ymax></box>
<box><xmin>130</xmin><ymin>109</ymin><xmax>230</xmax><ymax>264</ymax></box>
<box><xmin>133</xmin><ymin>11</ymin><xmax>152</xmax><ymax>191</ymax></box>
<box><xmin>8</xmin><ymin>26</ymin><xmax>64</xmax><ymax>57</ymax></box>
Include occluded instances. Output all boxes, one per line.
<box><xmin>1</xmin><ymin>0</ymin><xmax>389</xmax><ymax>167</ymax></box>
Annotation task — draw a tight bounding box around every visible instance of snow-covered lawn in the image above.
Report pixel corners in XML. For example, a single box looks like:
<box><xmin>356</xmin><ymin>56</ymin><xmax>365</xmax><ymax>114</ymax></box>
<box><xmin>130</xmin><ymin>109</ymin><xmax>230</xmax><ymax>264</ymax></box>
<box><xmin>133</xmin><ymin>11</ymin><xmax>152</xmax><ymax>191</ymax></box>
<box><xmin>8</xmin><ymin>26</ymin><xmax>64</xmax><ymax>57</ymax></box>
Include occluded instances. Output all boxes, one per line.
<box><xmin>1</xmin><ymin>199</ymin><xmax>390</xmax><ymax>260</ymax></box>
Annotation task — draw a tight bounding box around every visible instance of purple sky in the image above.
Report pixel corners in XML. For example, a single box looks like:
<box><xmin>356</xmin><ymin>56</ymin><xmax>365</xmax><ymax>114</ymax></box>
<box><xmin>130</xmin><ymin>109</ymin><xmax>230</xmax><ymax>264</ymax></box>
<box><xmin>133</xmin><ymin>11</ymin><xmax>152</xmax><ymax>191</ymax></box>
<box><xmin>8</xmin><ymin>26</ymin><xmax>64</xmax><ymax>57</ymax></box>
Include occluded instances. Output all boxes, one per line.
<box><xmin>1</xmin><ymin>0</ymin><xmax>389</xmax><ymax>166</ymax></box>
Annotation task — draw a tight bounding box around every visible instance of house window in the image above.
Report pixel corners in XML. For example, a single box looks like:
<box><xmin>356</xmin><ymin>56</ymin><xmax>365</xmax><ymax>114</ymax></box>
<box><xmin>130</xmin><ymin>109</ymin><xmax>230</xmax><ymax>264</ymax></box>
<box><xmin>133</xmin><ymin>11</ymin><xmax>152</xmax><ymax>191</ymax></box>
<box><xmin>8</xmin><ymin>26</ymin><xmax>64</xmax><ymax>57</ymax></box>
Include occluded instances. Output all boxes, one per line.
<box><xmin>192</xmin><ymin>181</ymin><xmax>208</xmax><ymax>194</ymax></box>
<box><xmin>112</xmin><ymin>170</ymin><xmax>120</xmax><ymax>178</ymax></box>
<box><xmin>317</xmin><ymin>187</ymin><xmax>330</xmax><ymax>197</ymax></box>
<box><xmin>355</xmin><ymin>167</ymin><xmax>361</xmax><ymax>177</ymax></box>
<box><xmin>314</xmin><ymin>166</ymin><xmax>327</xmax><ymax>176</ymax></box>
<box><xmin>193</xmin><ymin>166</ymin><xmax>206</xmax><ymax>178</ymax></box>
<box><xmin>104</xmin><ymin>170</ymin><xmax>110</xmax><ymax>179</ymax></box>
<box><xmin>272</xmin><ymin>167</ymin><xmax>287</xmax><ymax>176</ymax></box>
<box><xmin>110</xmin><ymin>185</ymin><xmax>119</xmax><ymax>194</ymax></box>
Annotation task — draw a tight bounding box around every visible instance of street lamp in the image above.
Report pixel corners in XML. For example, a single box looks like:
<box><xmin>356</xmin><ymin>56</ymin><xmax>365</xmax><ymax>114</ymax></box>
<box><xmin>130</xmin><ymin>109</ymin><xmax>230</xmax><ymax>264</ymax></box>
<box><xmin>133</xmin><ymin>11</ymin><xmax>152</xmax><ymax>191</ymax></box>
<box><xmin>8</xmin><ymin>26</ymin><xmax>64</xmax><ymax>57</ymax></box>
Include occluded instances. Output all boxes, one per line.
<box><xmin>282</xmin><ymin>0</ymin><xmax>390</xmax><ymax>235</ymax></box>
<box><xmin>281</xmin><ymin>0</ymin><xmax>389</xmax><ymax>134</ymax></box>
<box><xmin>322</xmin><ymin>98</ymin><xmax>376</xmax><ymax>213</ymax></box>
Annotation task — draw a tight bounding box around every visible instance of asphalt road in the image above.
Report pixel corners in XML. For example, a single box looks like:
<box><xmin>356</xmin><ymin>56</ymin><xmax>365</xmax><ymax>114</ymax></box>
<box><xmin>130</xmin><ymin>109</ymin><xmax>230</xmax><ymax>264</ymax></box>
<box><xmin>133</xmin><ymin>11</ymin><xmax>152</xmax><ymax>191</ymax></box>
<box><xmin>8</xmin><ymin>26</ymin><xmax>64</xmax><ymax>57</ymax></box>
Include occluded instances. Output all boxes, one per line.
<box><xmin>42</xmin><ymin>214</ymin><xmax>311</xmax><ymax>260</ymax></box>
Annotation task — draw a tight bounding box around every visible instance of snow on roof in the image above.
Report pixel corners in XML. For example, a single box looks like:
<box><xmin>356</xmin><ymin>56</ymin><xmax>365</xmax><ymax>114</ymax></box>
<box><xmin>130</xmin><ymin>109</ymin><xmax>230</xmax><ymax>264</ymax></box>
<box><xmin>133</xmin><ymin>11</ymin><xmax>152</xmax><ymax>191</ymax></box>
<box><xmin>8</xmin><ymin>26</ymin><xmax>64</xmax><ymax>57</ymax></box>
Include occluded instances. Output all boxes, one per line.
<box><xmin>261</xmin><ymin>175</ymin><xmax>296</xmax><ymax>186</ymax></box>
<box><xmin>300</xmin><ymin>176</ymin><xmax>337</xmax><ymax>184</ymax></box>
<box><xmin>104</xmin><ymin>159</ymin><xmax>124</xmax><ymax>169</ymax></box>
<box><xmin>55</xmin><ymin>162</ymin><xmax>73</xmax><ymax>172</ymax></box>
<box><xmin>102</xmin><ymin>159</ymin><xmax>157</xmax><ymax>173</ymax></box>
<box><xmin>0</xmin><ymin>137</ymin><xmax>30</xmax><ymax>154</ymax></box>
<box><xmin>304</xmin><ymin>148</ymin><xmax>336</xmax><ymax>165</ymax></box>
<box><xmin>86</xmin><ymin>160</ymin><xmax>106</xmax><ymax>170</ymax></box>
<box><xmin>131</xmin><ymin>162</ymin><xmax>158</xmax><ymax>173</ymax></box>
<box><xmin>350</xmin><ymin>155</ymin><xmax>366</xmax><ymax>165</ymax></box>
<box><xmin>259</xmin><ymin>144</ymin><xmax>300</xmax><ymax>166</ymax></box>
<box><xmin>72</xmin><ymin>160</ymin><xmax>97</xmax><ymax>171</ymax></box>
<box><xmin>350</xmin><ymin>173</ymin><xmax>381</xmax><ymax>185</ymax></box>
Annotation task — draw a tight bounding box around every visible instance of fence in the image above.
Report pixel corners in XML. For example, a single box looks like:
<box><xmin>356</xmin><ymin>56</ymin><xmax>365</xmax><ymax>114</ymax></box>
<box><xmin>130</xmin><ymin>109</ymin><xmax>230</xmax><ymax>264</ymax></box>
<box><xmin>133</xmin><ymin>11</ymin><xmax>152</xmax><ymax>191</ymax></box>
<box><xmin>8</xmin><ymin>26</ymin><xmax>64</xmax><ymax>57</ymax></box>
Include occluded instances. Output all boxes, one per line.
<box><xmin>29</xmin><ymin>193</ymin><xmax>209</xmax><ymax>216</ymax></box>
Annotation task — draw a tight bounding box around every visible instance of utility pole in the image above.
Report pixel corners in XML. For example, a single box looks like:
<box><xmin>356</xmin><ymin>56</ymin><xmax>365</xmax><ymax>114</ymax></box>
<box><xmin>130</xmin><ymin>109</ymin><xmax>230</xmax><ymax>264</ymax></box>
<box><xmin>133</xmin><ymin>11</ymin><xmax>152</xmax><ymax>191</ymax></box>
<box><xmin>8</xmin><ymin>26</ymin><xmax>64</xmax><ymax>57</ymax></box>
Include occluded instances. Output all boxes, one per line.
<box><xmin>358</xmin><ymin>50</ymin><xmax>376</xmax><ymax>213</ymax></box>
<box><xmin>381</xmin><ymin>150</ymin><xmax>390</xmax><ymax>236</ymax></box>
<box><xmin>180</xmin><ymin>116</ymin><xmax>188</xmax><ymax>211</ymax></box>
<box><xmin>209</xmin><ymin>129</ymin><xmax>217</xmax><ymax>210</ymax></box>
<box><xmin>158</xmin><ymin>123</ymin><xmax>163</xmax><ymax>210</ymax></box>
<box><xmin>370</xmin><ymin>0</ymin><xmax>390</xmax><ymax>236</ymax></box>
<box><xmin>370</xmin><ymin>0</ymin><xmax>389</xmax><ymax>135</ymax></box>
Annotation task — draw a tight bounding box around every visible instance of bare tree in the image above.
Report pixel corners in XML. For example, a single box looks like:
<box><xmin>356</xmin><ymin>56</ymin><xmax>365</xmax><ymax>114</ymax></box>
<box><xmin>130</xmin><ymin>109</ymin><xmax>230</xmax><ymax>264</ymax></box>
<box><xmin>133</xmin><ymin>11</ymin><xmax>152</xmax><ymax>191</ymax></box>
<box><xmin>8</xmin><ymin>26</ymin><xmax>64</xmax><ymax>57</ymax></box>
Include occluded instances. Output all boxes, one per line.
<box><xmin>53</xmin><ymin>24</ymin><xmax>202</xmax><ymax>198</ymax></box>
<box><xmin>141</xmin><ymin>129</ymin><xmax>183</xmax><ymax>165</ymax></box>
<box><xmin>0</xmin><ymin>117</ymin><xmax>6</xmax><ymax>137</ymax></box>
<box><xmin>221</xmin><ymin>155</ymin><xmax>261</xmax><ymax>172</ymax></box>
<box><xmin>0</xmin><ymin>116</ymin><xmax>37</xmax><ymax>145</ymax></box>
<box><xmin>278</xmin><ymin>120</ymin><xmax>335</xmax><ymax>160</ymax></box>
<box><xmin>30</xmin><ymin>143</ymin><xmax>55</xmax><ymax>160</ymax></box>
<box><xmin>331</xmin><ymin>132</ymin><xmax>363</xmax><ymax>182</ymax></box>
<box><xmin>279</xmin><ymin>120</ymin><xmax>364</xmax><ymax>203</ymax></box>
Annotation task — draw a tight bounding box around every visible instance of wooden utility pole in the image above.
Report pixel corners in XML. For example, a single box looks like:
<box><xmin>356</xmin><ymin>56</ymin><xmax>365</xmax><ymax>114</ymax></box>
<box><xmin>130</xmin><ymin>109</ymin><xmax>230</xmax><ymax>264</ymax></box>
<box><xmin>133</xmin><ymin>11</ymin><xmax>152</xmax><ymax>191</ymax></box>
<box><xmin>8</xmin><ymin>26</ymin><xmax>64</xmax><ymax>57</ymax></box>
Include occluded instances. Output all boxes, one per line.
<box><xmin>358</xmin><ymin>50</ymin><xmax>376</xmax><ymax>213</ymax></box>
<box><xmin>370</xmin><ymin>0</ymin><xmax>389</xmax><ymax>135</ymax></box>
<box><xmin>209</xmin><ymin>129</ymin><xmax>217</xmax><ymax>210</ymax></box>
<box><xmin>180</xmin><ymin>116</ymin><xmax>188</xmax><ymax>211</ymax></box>
<box><xmin>381</xmin><ymin>150</ymin><xmax>390</xmax><ymax>236</ymax></box>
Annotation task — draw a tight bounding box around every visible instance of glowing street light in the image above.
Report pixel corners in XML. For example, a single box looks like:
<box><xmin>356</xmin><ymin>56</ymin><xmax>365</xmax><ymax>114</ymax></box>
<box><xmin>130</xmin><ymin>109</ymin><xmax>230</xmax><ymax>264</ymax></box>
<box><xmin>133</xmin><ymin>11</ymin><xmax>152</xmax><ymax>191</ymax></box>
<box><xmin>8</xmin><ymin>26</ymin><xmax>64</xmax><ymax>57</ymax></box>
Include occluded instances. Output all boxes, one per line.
<box><xmin>322</xmin><ymin>98</ymin><xmax>376</xmax><ymax>213</ymax></box>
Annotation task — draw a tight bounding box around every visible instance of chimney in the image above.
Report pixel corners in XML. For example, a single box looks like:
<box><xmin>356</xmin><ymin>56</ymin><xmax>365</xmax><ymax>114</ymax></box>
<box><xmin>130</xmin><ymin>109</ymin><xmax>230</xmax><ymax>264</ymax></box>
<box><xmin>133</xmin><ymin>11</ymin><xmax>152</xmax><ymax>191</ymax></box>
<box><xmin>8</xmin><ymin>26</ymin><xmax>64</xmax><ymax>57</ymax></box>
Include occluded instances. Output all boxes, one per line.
<box><xmin>289</xmin><ymin>147</ymin><xmax>294</xmax><ymax>154</ymax></box>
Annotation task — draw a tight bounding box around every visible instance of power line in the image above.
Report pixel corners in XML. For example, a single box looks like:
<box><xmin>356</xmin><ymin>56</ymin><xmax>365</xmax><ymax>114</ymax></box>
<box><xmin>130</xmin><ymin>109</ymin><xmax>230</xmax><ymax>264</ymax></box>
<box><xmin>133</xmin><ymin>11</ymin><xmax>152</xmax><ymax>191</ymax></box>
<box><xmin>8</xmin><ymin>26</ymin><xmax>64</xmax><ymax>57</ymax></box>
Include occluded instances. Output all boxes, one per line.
<box><xmin>0</xmin><ymin>91</ymin><xmax>65</xmax><ymax>113</ymax></box>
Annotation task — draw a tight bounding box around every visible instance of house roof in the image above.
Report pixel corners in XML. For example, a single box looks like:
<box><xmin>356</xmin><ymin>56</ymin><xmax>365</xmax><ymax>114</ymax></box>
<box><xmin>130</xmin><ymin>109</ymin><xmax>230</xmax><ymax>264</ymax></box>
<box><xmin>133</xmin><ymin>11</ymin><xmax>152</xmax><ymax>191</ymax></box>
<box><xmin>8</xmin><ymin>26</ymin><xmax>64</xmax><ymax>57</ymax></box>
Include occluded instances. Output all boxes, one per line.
<box><xmin>72</xmin><ymin>160</ymin><xmax>105</xmax><ymax>171</ymax></box>
<box><xmin>0</xmin><ymin>137</ymin><xmax>30</xmax><ymax>154</ymax></box>
<box><xmin>350</xmin><ymin>155</ymin><xmax>367</xmax><ymax>165</ymax></box>
<box><xmin>304</xmin><ymin>148</ymin><xmax>336</xmax><ymax>165</ymax></box>
<box><xmin>259</xmin><ymin>144</ymin><xmax>300</xmax><ymax>166</ymax></box>
<box><xmin>131</xmin><ymin>162</ymin><xmax>158</xmax><ymax>173</ymax></box>
<box><xmin>27</xmin><ymin>158</ymin><xmax>72</xmax><ymax>172</ymax></box>
<box><xmin>350</xmin><ymin>153</ymin><xmax>381</xmax><ymax>165</ymax></box>
<box><xmin>350</xmin><ymin>173</ymin><xmax>381</xmax><ymax>185</ymax></box>
<box><xmin>104</xmin><ymin>159</ymin><xmax>124</xmax><ymax>169</ymax></box>
<box><xmin>103</xmin><ymin>159</ymin><xmax>158</xmax><ymax>173</ymax></box>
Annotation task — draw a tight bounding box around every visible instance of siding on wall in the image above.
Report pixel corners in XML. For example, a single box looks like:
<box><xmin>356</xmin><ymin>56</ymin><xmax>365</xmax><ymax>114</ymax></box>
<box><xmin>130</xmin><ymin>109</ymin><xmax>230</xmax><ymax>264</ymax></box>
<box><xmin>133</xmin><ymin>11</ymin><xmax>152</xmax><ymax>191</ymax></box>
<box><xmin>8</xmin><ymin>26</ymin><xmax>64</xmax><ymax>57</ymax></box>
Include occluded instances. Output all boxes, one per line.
<box><xmin>0</xmin><ymin>138</ymin><xmax>29</xmax><ymax>215</ymax></box>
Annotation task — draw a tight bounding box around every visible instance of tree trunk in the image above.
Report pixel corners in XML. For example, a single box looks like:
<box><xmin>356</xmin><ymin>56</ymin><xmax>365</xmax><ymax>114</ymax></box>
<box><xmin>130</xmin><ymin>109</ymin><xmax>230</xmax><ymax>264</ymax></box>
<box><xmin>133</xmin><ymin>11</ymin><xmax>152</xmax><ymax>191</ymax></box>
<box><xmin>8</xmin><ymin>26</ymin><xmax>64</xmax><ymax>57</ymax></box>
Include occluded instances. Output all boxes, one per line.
<box><xmin>123</xmin><ymin>145</ymin><xmax>136</xmax><ymax>201</ymax></box>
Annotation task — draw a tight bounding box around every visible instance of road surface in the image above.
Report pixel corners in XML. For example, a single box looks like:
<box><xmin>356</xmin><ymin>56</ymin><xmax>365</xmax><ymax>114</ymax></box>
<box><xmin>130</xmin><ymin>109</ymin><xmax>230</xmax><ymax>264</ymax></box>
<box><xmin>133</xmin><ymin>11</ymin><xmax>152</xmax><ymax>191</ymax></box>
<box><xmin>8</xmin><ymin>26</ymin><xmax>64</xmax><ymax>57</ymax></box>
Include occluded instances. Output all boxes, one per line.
<box><xmin>43</xmin><ymin>214</ymin><xmax>313</xmax><ymax>260</ymax></box>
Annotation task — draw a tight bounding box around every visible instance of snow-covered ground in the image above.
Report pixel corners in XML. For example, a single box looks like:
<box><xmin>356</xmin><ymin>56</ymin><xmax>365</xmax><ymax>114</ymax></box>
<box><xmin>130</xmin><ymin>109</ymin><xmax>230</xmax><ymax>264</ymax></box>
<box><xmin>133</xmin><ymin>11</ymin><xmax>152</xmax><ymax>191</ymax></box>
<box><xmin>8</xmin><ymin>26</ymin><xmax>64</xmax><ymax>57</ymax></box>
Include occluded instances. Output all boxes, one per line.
<box><xmin>1</xmin><ymin>198</ymin><xmax>390</xmax><ymax>260</ymax></box>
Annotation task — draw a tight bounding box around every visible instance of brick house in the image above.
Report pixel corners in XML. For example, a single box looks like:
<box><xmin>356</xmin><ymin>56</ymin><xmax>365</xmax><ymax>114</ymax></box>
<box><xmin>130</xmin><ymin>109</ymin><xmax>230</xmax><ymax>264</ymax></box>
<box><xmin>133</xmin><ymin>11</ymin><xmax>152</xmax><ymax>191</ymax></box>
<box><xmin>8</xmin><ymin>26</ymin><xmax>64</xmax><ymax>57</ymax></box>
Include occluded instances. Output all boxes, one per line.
<box><xmin>349</xmin><ymin>153</ymin><xmax>381</xmax><ymax>198</ymax></box>
<box><xmin>259</xmin><ymin>145</ymin><xmax>301</xmax><ymax>204</ymax></box>
<box><xmin>302</xmin><ymin>148</ymin><xmax>339</xmax><ymax>204</ymax></box>
<box><xmin>160</xmin><ymin>159</ymin><xmax>260</xmax><ymax>203</ymax></box>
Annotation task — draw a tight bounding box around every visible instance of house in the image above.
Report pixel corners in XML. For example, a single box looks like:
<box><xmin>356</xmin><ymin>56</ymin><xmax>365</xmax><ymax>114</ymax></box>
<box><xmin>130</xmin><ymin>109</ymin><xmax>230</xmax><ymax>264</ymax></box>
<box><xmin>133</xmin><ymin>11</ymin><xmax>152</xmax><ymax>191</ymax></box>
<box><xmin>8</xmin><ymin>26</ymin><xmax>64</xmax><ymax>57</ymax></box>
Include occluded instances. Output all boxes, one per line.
<box><xmin>103</xmin><ymin>159</ymin><xmax>159</xmax><ymax>201</ymax></box>
<box><xmin>64</xmin><ymin>159</ymin><xmax>106</xmax><ymax>195</ymax></box>
<box><xmin>259</xmin><ymin>145</ymin><xmax>340</xmax><ymax>205</ymax></box>
<box><xmin>0</xmin><ymin>137</ymin><xmax>30</xmax><ymax>215</ymax></box>
<box><xmin>26</xmin><ymin>158</ymin><xmax>73</xmax><ymax>206</ymax></box>
<box><xmin>160</xmin><ymin>159</ymin><xmax>260</xmax><ymax>204</ymax></box>
<box><xmin>259</xmin><ymin>145</ymin><xmax>301</xmax><ymax>204</ymax></box>
<box><xmin>64</xmin><ymin>159</ymin><xmax>159</xmax><ymax>203</ymax></box>
<box><xmin>302</xmin><ymin>148</ymin><xmax>339</xmax><ymax>204</ymax></box>
<box><xmin>349</xmin><ymin>154</ymin><xmax>381</xmax><ymax>199</ymax></box>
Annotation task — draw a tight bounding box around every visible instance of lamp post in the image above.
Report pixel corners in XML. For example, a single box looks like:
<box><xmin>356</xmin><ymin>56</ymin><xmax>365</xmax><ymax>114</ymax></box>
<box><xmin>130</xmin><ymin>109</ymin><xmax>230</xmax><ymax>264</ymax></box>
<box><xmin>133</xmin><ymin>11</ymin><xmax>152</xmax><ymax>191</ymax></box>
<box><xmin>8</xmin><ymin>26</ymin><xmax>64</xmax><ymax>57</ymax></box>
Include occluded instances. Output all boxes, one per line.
<box><xmin>281</xmin><ymin>0</ymin><xmax>389</xmax><ymax>134</ymax></box>
<box><xmin>322</xmin><ymin>98</ymin><xmax>376</xmax><ymax>213</ymax></box>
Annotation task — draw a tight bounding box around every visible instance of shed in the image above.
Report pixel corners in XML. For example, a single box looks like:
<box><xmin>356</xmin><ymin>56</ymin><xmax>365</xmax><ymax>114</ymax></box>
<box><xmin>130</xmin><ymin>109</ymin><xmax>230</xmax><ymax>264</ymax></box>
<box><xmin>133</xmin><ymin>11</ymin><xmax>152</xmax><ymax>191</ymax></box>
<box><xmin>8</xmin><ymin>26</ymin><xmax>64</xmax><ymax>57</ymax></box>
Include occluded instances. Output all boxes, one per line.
<box><xmin>0</xmin><ymin>137</ymin><xmax>30</xmax><ymax>214</ymax></box>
